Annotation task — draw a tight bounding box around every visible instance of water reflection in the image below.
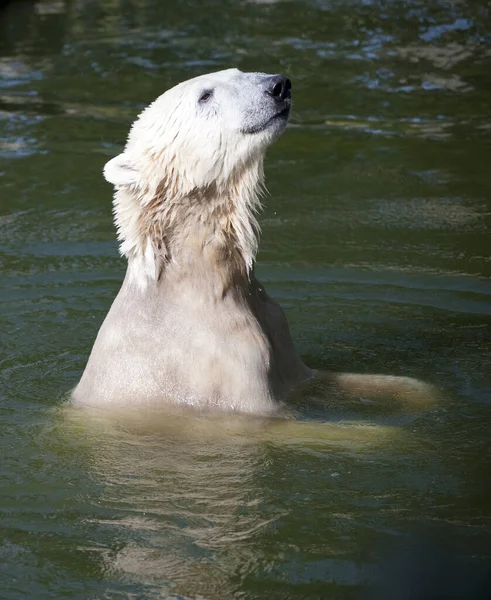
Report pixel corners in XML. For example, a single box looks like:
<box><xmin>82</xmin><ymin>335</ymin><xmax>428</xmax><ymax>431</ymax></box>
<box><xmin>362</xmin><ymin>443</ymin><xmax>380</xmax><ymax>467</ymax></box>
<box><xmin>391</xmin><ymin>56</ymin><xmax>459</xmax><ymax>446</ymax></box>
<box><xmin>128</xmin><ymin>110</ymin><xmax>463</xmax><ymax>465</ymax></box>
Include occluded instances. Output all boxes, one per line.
<box><xmin>59</xmin><ymin>405</ymin><xmax>402</xmax><ymax>597</ymax></box>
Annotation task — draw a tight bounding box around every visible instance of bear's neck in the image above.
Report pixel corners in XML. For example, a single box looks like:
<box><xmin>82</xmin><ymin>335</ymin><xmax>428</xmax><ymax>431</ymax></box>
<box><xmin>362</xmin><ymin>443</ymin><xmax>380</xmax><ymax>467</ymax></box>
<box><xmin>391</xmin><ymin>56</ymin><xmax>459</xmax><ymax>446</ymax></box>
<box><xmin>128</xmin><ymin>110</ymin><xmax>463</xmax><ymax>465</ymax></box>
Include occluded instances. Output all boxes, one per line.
<box><xmin>114</xmin><ymin>160</ymin><xmax>264</xmax><ymax>293</ymax></box>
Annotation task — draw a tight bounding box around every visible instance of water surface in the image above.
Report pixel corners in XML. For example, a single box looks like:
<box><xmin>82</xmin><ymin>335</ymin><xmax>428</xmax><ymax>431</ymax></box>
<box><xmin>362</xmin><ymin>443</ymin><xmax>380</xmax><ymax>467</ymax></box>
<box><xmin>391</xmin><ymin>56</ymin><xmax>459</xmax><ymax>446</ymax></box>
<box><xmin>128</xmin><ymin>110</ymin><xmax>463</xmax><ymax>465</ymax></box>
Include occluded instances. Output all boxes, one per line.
<box><xmin>1</xmin><ymin>0</ymin><xmax>490</xmax><ymax>598</ymax></box>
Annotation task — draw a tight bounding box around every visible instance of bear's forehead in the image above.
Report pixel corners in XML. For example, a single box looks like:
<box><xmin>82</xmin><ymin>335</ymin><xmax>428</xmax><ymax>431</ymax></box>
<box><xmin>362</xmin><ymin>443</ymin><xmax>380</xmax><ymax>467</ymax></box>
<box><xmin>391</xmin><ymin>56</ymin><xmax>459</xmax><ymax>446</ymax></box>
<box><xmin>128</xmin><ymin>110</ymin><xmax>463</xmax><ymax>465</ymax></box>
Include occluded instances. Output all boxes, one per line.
<box><xmin>192</xmin><ymin>68</ymin><xmax>243</xmax><ymax>83</ymax></box>
<box><xmin>172</xmin><ymin>69</ymin><xmax>269</xmax><ymax>92</ymax></box>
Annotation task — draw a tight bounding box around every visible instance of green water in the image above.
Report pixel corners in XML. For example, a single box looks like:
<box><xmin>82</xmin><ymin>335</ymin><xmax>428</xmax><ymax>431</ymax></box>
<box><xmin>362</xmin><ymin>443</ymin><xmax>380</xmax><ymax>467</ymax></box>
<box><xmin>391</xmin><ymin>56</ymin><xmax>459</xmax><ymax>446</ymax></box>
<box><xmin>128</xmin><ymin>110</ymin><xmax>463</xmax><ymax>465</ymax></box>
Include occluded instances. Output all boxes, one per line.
<box><xmin>1</xmin><ymin>0</ymin><xmax>490</xmax><ymax>598</ymax></box>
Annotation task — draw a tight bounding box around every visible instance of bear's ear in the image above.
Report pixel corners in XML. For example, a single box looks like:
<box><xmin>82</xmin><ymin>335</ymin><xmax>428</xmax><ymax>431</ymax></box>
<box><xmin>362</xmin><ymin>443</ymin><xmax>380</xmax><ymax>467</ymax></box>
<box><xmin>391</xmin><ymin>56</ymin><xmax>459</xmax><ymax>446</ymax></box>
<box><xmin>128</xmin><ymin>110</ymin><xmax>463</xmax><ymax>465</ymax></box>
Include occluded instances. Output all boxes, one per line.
<box><xmin>103</xmin><ymin>153</ymin><xmax>139</xmax><ymax>187</ymax></box>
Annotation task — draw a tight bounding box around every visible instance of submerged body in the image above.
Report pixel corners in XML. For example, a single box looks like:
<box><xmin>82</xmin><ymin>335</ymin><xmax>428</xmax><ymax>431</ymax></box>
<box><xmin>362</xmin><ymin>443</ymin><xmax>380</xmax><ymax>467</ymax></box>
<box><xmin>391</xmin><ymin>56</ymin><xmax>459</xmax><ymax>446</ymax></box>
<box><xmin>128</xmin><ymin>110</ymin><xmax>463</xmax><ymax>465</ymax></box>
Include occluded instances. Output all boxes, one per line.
<box><xmin>73</xmin><ymin>68</ymin><xmax>434</xmax><ymax>413</ymax></box>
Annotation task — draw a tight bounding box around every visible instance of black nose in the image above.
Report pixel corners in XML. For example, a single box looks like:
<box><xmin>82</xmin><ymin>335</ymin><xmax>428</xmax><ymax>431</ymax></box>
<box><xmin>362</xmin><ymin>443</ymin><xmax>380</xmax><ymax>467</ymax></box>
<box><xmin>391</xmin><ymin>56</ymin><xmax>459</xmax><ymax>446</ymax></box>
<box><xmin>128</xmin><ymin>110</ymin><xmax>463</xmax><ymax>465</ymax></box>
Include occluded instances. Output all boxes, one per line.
<box><xmin>264</xmin><ymin>75</ymin><xmax>291</xmax><ymax>101</ymax></box>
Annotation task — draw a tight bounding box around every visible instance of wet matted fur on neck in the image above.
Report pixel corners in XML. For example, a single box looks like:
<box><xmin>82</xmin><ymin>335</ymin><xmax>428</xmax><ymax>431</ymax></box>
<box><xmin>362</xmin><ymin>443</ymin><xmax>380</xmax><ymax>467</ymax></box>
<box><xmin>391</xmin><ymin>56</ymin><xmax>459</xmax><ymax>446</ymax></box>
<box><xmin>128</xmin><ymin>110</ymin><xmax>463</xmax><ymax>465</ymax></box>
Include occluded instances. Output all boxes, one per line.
<box><xmin>114</xmin><ymin>156</ymin><xmax>265</xmax><ymax>290</ymax></box>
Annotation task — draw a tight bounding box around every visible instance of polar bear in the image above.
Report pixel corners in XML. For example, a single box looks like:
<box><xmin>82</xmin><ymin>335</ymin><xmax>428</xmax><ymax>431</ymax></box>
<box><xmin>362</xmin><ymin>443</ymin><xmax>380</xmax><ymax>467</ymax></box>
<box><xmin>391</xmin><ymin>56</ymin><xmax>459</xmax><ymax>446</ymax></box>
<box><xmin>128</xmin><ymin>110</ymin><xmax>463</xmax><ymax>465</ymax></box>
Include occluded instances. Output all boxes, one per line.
<box><xmin>72</xmin><ymin>69</ymin><xmax>433</xmax><ymax>414</ymax></box>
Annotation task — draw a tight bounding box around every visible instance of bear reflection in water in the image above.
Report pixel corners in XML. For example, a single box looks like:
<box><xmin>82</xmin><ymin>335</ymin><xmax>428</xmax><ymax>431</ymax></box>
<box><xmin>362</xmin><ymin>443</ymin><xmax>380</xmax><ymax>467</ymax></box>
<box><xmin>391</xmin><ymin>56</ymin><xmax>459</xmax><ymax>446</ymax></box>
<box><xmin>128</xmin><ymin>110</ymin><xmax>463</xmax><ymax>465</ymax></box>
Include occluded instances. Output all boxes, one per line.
<box><xmin>60</xmin><ymin>404</ymin><xmax>399</xmax><ymax>598</ymax></box>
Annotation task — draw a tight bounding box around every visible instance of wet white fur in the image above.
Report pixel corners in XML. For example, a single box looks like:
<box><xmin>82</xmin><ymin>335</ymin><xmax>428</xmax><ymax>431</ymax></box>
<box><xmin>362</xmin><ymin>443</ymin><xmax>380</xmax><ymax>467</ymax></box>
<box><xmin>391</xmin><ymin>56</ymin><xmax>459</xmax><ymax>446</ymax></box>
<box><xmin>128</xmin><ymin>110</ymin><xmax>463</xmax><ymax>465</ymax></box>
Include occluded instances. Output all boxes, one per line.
<box><xmin>104</xmin><ymin>68</ymin><xmax>277</xmax><ymax>290</ymax></box>
<box><xmin>73</xmin><ymin>69</ymin><xmax>436</xmax><ymax>414</ymax></box>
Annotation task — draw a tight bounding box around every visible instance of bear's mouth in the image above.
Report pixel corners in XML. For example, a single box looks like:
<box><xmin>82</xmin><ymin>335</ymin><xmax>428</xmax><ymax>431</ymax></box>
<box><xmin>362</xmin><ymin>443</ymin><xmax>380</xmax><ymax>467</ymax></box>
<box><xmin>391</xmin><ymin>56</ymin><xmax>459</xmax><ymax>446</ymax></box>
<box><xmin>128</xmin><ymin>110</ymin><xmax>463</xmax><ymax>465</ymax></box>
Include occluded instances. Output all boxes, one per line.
<box><xmin>243</xmin><ymin>105</ymin><xmax>290</xmax><ymax>135</ymax></box>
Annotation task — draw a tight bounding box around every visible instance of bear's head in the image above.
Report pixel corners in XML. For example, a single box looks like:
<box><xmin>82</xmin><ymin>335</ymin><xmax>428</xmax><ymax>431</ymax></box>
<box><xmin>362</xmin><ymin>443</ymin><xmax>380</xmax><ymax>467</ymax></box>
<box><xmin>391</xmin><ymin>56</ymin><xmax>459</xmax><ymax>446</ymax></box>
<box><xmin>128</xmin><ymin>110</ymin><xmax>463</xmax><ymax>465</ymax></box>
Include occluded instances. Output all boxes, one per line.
<box><xmin>103</xmin><ymin>69</ymin><xmax>292</xmax><ymax>287</ymax></box>
<box><xmin>104</xmin><ymin>68</ymin><xmax>291</xmax><ymax>193</ymax></box>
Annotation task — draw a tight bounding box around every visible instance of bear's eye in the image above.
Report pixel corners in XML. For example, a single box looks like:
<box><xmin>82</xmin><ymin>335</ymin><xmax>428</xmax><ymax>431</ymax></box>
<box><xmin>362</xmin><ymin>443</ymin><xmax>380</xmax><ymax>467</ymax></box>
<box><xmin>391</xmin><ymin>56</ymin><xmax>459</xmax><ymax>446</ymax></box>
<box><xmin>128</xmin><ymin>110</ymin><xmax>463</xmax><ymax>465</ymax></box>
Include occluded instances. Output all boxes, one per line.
<box><xmin>198</xmin><ymin>90</ymin><xmax>213</xmax><ymax>103</ymax></box>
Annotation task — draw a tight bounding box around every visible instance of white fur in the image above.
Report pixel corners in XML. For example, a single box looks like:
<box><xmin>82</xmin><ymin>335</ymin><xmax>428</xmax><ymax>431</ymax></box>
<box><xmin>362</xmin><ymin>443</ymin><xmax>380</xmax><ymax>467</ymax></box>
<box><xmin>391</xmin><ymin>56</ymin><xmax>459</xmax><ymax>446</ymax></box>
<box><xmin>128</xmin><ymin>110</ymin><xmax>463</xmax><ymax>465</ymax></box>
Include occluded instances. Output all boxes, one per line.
<box><xmin>104</xmin><ymin>68</ymin><xmax>280</xmax><ymax>290</ymax></box>
<box><xmin>73</xmin><ymin>69</ymin><xmax>436</xmax><ymax>414</ymax></box>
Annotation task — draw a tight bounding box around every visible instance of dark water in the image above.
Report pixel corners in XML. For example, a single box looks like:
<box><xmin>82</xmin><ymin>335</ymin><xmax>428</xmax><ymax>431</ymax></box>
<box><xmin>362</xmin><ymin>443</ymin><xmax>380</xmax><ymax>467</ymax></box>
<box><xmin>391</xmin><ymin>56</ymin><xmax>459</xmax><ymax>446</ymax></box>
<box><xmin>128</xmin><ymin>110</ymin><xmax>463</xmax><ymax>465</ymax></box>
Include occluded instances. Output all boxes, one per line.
<box><xmin>1</xmin><ymin>0</ymin><xmax>490</xmax><ymax>598</ymax></box>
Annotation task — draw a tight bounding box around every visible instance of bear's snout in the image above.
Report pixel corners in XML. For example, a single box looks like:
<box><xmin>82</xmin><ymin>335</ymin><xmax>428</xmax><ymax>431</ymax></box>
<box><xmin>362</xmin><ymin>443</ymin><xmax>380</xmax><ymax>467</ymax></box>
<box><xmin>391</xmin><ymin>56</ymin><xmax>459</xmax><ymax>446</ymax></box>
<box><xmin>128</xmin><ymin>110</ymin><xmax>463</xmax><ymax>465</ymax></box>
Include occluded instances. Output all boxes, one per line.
<box><xmin>263</xmin><ymin>75</ymin><xmax>291</xmax><ymax>102</ymax></box>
